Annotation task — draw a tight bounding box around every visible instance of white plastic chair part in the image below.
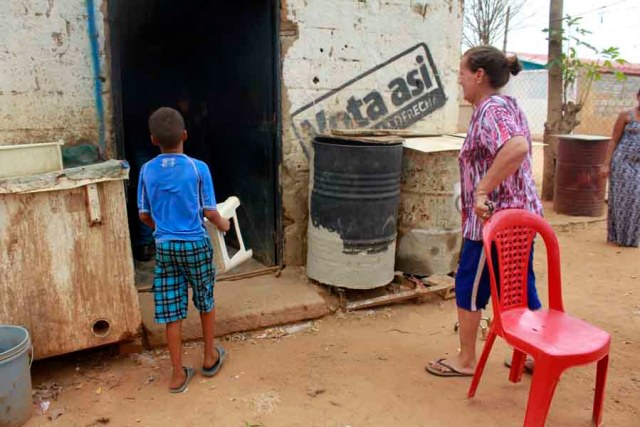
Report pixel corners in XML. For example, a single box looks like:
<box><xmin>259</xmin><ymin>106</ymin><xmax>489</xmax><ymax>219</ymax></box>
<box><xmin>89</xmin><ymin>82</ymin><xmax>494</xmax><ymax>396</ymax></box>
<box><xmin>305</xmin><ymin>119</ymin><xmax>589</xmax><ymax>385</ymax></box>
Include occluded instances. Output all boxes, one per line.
<box><xmin>206</xmin><ymin>196</ymin><xmax>253</xmax><ymax>273</ymax></box>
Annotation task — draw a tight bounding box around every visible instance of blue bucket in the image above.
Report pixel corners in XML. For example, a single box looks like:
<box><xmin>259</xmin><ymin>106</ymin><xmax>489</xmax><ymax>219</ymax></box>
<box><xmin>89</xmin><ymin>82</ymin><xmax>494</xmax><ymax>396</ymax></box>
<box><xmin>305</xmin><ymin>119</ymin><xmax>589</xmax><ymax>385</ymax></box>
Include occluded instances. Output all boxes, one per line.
<box><xmin>0</xmin><ymin>325</ymin><xmax>33</xmax><ymax>427</ymax></box>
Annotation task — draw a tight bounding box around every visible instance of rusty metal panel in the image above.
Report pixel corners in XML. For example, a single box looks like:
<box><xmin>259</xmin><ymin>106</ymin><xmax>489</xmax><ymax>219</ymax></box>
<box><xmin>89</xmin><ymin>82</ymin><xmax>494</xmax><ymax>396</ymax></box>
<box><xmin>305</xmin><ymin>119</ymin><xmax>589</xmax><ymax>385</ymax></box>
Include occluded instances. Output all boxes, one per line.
<box><xmin>396</xmin><ymin>141</ymin><xmax>462</xmax><ymax>276</ymax></box>
<box><xmin>0</xmin><ymin>181</ymin><xmax>141</xmax><ymax>360</ymax></box>
<box><xmin>554</xmin><ymin>135</ymin><xmax>609</xmax><ymax>217</ymax></box>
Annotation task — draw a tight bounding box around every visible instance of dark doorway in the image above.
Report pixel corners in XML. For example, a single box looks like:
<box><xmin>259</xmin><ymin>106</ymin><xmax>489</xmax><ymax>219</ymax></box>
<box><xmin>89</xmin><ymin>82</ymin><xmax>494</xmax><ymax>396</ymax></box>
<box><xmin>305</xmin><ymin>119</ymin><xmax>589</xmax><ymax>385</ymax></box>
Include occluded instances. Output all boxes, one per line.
<box><xmin>109</xmin><ymin>0</ymin><xmax>280</xmax><ymax>267</ymax></box>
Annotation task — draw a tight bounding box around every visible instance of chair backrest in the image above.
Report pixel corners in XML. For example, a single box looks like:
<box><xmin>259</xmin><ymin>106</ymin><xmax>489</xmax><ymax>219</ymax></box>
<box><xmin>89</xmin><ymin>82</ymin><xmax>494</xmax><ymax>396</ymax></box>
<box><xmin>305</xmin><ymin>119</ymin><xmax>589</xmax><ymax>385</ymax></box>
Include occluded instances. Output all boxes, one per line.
<box><xmin>482</xmin><ymin>209</ymin><xmax>564</xmax><ymax>325</ymax></box>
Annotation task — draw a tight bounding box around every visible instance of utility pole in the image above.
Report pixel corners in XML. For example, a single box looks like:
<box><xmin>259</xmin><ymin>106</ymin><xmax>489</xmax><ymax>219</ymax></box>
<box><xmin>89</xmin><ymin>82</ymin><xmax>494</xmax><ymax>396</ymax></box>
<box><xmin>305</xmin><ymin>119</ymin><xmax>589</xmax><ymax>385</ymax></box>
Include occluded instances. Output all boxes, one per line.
<box><xmin>503</xmin><ymin>6</ymin><xmax>511</xmax><ymax>52</ymax></box>
<box><xmin>542</xmin><ymin>0</ymin><xmax>564</xmax><ymax>201</ymax></box>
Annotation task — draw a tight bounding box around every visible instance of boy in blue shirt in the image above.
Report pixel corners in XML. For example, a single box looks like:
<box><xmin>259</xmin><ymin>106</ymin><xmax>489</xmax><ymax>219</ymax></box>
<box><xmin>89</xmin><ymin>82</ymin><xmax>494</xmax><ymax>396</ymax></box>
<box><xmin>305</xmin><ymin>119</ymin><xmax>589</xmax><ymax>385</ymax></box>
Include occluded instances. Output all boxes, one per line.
<box><xmin>138</xmin><ymin>107</ymin><xmax>230</xmax><ymax>393</ymax></box>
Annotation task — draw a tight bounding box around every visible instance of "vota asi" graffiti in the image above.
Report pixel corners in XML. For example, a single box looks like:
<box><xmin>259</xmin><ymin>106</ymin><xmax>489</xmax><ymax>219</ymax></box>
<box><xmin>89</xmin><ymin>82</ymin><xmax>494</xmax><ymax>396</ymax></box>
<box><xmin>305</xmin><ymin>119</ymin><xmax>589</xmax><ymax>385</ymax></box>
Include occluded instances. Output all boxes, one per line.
<box><xmin>291</xmin><ymin>43</ymin><xmax>447</xmax><ymax>158</ymax></box>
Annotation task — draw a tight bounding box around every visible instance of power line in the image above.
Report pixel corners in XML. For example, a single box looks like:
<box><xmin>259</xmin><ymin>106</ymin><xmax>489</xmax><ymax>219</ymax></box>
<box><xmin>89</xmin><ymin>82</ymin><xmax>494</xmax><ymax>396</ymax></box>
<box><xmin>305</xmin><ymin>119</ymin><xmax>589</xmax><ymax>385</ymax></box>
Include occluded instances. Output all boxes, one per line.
<box><xmin>512</xmin><ymin>1</ymin><xmax>640</xmax><ymax>32</ymax></box>
<box><xmin>570</xmin><ymin>0</ymin><xmax>632</xmax><ymax>19</ymax></box>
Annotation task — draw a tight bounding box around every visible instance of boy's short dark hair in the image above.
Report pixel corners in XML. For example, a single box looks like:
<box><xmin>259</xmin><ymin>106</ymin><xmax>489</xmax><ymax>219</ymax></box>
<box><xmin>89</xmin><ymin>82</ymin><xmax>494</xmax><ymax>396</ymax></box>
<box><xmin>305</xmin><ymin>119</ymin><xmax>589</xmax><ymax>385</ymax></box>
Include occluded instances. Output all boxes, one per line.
<box><xmin>148</xmin><ymin>107</ymin><xmax>185</xmax><ymax>149</ymax></box>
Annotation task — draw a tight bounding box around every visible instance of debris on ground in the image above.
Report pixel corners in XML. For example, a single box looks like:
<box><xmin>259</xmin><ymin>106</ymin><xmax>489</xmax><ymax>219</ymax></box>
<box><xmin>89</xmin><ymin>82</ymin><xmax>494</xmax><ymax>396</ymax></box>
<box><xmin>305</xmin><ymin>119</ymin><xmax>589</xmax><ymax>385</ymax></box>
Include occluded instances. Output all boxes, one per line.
<box><xmin>47</xmin><ymin>407</ymin><xmax>65</xmax><ymax>421</ymax></box>
<box><xmin>32</xmin><ymin>382</ymin><xmax>62</xmax><ymax>403</ymax></box>
<box><xmin>32</xmin><ymin>382</ymin><xmax>63</xmax><ymax>417</ymax></box>
<box><xmin>252</xmin><ymin>320</ymin><xmax>319</xmax><ymax>341</ymax></box>
<box><xmin>306</xmin><ymin>387</ymin><xmax>326</xmax><ymax>398</ymax></box>
<box><xmin>129</xmin><ymin>351</ymin><xmax>159</xmax><ymax>367</ymax></box>
<box><xmin>86</xmin><ymin>417</ymin><xmax>110</xmax><ymax>426</ymax></box>
<box><xmin>244</xmin><ymin>391</ymin><xmax>281</xmax><ymax>415</ymax></box>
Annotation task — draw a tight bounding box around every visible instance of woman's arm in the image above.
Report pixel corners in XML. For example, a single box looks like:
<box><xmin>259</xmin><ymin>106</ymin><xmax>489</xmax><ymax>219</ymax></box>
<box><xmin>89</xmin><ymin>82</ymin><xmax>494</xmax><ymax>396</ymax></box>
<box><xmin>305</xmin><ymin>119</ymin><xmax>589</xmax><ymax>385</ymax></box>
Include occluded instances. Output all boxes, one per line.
<box><xmin>600</xmin><ymin>112</ymin><xmax>629</xmax><ymax>178</ymax></box>
<box><xmin>474</xmin><ymin>136</ymin><xmax>529</xmax><ymax>220</ymax></box>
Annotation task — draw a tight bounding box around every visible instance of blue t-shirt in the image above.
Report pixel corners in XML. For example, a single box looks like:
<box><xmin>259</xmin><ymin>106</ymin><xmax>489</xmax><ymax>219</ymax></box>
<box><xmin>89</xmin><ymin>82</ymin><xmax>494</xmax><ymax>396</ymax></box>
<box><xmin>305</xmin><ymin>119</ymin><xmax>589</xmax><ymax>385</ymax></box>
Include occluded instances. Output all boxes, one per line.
<box><xmin>137</xmin><ymin>154</ymin><xmax>217</xmax><ymax>242</ymax></box>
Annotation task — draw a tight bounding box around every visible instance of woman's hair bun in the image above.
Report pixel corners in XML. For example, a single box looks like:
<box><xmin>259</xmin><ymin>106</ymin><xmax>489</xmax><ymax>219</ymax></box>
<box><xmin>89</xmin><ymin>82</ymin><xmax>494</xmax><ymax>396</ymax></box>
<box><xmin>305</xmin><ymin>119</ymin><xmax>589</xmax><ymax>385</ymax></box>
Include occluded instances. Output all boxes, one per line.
<box><xmin>506</xmin><ymin>55</ymin><xmax>522</xmax><ymax>76</ymax></box>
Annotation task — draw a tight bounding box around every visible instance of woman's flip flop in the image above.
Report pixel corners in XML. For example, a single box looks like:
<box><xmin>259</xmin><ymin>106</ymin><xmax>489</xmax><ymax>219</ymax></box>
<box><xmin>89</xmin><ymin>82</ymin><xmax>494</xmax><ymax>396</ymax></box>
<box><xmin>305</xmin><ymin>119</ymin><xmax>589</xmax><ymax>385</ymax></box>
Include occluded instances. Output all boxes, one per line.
<box><xmin>425</xmin><ymin>358</ymin><xmax>474</xmax><ymax>377</ymax></box>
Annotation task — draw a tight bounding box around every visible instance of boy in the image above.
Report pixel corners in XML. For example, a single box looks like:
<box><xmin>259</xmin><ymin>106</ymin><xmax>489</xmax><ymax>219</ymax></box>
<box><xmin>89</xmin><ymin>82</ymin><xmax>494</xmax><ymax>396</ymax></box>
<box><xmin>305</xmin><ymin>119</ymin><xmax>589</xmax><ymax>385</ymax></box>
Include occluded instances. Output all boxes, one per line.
<box><xmin>138</xmin><ymin>107</ymin><xmax>230</xmax><ymax>393</ymax></box>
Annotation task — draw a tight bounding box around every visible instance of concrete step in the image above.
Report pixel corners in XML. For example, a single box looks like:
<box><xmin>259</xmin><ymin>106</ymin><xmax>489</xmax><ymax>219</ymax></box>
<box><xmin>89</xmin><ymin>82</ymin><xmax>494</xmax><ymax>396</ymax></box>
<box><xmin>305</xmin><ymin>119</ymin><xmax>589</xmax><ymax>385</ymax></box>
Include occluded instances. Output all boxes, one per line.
<box><xmin>139</xmin><ymin>267</ymin><xmax>331</xmax><ymax>347</ymax></box>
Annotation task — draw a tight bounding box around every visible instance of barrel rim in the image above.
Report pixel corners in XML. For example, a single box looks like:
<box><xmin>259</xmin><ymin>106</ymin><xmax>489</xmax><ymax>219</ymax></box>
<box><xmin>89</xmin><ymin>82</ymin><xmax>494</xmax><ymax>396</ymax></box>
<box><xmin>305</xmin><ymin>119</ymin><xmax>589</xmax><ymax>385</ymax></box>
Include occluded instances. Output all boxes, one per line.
<box><xmin>0</xmin><ymin>325</ymin><xmax>31</xmax><ymax>362</ymax></box>
<box><xmin>313</xmin><ymin>138</ymin><xmax>403</xmax><ymax>148</ymax></box>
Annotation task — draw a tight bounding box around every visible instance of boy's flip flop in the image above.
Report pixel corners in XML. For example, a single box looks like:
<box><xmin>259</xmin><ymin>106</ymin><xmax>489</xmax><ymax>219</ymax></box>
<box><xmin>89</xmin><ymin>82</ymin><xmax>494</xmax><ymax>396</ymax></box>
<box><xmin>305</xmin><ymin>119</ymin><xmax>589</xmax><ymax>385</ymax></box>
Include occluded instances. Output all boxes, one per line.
<box><xmin>202</xmin><ymin>345</ymin><xmax>226</xmax><ymax>377</ymax></box>
<box><xmin>169</xmin><ymin>366</ymin><xmax>195</xmax><ymax>394</ymax></box>
<box><xmin>425</xmin><ymin>358</ymin><xmax>474</xmax><ymax>377</ymax></box>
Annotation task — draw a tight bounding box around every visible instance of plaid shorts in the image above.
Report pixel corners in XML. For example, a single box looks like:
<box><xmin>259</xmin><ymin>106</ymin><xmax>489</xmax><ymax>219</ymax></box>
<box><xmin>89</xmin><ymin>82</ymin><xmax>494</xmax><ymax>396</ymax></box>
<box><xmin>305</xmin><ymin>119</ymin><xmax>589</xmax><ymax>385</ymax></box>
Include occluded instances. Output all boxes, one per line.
<box><xmin>153</xmin><ymin>238</ymin><xmax>215</xmax><ymax>324</ymax></box>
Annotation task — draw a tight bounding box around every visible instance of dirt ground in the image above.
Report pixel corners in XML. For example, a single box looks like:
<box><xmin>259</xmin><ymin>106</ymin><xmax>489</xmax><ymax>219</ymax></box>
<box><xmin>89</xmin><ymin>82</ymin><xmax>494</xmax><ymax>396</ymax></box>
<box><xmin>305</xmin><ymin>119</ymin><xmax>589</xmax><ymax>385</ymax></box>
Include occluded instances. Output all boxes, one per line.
<box><xmin>26</xmin><ymin>221</ymin><xmax>639</xmax><ymax>427</ymax></box>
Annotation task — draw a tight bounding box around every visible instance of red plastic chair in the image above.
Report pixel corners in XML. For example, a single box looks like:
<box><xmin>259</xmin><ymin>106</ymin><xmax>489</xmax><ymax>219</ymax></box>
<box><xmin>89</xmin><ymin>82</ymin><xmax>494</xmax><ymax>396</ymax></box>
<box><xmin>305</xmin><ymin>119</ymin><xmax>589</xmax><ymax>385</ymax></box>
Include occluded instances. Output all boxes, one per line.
<box><xmin>467</xmin><ymin>209</ymin><xmax>611</xmax><ymax>427</ymax></box>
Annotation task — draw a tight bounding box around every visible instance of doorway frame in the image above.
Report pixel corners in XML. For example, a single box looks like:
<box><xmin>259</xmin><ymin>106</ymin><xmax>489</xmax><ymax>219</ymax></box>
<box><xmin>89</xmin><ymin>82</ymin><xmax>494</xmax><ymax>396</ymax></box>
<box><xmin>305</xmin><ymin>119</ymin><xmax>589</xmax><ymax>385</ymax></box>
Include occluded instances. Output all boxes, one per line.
<box><xmin>106</xmin><ymin>0</ymin><xmax>284</xmax><ymax>267</ymax></box>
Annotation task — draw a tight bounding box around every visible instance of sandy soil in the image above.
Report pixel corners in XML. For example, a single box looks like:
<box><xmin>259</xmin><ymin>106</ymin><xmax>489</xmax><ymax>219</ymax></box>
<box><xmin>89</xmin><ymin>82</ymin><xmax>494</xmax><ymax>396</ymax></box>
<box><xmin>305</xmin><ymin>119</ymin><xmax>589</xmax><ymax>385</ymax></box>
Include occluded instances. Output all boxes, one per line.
<box><xmin>26</xmin><ymin>221</ymin><xmax>639</xmax><ymax>427</ymax></box>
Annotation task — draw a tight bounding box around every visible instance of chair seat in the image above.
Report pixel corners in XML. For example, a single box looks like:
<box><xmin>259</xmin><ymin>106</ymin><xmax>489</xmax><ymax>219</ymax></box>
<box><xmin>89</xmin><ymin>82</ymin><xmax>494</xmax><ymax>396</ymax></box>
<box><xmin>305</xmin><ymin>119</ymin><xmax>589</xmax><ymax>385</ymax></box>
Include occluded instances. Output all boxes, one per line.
<box><xmin>502</xmin><ymin>308</ymin><xmax>611</xmax><ymax>360</ymax></box>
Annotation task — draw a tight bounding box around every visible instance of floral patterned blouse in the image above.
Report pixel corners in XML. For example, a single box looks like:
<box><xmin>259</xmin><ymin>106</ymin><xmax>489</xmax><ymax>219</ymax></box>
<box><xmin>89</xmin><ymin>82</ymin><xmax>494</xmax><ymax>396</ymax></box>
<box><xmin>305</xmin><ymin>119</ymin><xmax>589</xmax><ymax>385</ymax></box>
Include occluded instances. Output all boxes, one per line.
<box><xmin>459</xmin><ymin>95</ymin><xmax>543</xmax><ymax>241</ymax></box>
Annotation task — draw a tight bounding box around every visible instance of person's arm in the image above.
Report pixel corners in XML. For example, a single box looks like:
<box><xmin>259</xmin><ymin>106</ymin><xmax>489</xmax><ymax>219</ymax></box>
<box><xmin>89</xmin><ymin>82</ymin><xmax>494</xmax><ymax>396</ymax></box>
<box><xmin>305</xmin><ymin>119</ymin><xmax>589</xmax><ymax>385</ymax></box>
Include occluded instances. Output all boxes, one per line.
<box><xmin>474</xmin><ymin>136</ymin><xmax>529</xmax><ymax>220</ymax></box>
<box><xmin>204</xmin><ymin>209</ymin><xmax>230</xmax><ymax>232</ymax></box>
<box><xmin>199</xmin><ymin>163</ymin><xmax>230</xmax><ymax>232</ymax></box>
<box><xmin>600</xmin><ymin>112</ymin><xmax>628</xmax><ymax>178</ymax></box>
<box><xmin>139</xmin><ymin>212</ymin><xmax>156</xmax><ymax>230</ymax></box>
<box><xmin>137</xmin><ymin>164</ymin><xmax>156</xmax><ymax>229</ymax></box>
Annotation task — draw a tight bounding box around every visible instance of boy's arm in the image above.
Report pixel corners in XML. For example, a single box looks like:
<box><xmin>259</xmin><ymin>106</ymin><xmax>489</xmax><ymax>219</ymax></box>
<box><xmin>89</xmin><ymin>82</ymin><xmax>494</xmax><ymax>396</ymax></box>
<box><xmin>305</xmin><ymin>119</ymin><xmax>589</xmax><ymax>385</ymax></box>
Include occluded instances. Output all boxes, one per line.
<box><xmin>139</xmin><ymin>212</ymin><xmax>156</xmax><ymax>230</ymax></box>
<box><xmin>204</xmin><ymin>209</ymin><xmax>230</xmax><ymax>232</ymax></box>
<box><xmin>199</xmin><ymin>162</ymin><xmax>230</xmax><ymax>232</ymax></box>
<box><xmin>137</xmin><ymin>164</ymin><xmax>155</xmax><ymax>230</ymax></box>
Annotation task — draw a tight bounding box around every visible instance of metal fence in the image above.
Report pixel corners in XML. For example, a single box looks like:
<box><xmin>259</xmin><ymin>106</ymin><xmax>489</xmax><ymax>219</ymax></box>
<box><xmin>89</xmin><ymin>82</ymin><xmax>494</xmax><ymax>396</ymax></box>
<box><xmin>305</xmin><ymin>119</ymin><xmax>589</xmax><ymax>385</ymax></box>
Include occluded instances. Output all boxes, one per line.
<box><xmin>457</xmin><ymin>71</ymin><xmax>640</xmax><ymax>194</ymax></box>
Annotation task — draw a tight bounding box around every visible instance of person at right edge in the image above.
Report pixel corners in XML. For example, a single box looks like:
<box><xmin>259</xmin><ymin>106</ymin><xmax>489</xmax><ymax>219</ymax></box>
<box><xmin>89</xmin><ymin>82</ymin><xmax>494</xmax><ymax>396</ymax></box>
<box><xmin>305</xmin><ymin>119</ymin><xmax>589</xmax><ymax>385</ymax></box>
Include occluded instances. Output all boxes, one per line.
<box><xmin>600</xmin><ymin>88</ymin><xmax>640</xmax><ymax>248</ymax></box>
<box><xmin>426</xmin><ymin>46</ymin><xmax>543</xmax><ymax>377</ymax></box>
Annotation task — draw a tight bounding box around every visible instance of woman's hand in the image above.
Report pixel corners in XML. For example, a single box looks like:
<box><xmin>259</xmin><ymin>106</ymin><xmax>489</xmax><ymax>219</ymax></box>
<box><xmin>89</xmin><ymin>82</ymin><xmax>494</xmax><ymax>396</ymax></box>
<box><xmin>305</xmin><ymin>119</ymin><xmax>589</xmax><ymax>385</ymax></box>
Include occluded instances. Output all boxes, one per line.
<box><xmin>599</xmin><ymin>164</ymin><xmax>610</xmax><ymax>179</ymax></box>
<box><xmin>474</xmin><ymin>192</ymin><xmax>494</xmax><ymax>222</ymax></box>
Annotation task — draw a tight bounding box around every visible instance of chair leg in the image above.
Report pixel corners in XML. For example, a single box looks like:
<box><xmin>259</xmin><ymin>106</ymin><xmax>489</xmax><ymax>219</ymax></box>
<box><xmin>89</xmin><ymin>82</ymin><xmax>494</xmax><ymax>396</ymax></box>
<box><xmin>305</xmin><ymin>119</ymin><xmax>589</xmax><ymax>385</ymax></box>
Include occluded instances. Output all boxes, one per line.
<box><xmin>592</xmin><ymin>354</ymin><xmax>609</xmax><ymax>426</ymax></box>
<box><xmin>468</xmin><ymin>329</ymin><xmax>497</xmax><ymax>398</ymax></box>
<box><xmin>523</xmin><ymin>360</ymin><xmax>561</xmax><ymax>427</ymax></box>
<box><xmin>509</xmin><ymin>348</ymin><xmax>527</xmax><ymax>384</ymax></box>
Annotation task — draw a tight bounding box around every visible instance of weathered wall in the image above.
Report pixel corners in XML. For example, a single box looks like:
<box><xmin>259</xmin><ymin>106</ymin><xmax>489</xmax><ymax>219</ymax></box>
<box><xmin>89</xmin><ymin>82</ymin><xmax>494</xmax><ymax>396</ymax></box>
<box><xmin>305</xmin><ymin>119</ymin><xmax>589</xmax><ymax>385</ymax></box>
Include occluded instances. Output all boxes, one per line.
<box><xmin>280</xmin><ymin>0</ymin><xmax>463</xmax><ymax>265</ymax></box>
<box><xmin>0</xmin><ymin>0</ymin><xmax>112</xmax><ymax>155</ymax></box>
<box><xmin>575</xmin><ymin>73</ymin><xmax>640</xmax><ymax>136</ymax></box>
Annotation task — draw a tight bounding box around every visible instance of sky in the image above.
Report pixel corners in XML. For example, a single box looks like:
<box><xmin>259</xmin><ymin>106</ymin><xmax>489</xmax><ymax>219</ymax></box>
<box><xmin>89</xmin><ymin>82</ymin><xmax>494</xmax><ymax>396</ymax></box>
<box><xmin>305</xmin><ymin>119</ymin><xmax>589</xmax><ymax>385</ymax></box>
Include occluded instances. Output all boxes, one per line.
<box><xmin>496</xmin><ymin>0</ymin><xmax>640</xmax><ymax>63</ymax></box>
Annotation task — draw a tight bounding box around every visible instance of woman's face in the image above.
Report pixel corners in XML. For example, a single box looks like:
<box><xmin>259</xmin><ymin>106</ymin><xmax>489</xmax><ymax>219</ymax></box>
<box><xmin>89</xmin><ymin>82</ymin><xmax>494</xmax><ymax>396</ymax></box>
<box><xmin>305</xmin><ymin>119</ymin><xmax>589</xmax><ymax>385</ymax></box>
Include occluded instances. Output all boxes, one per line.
<box><xmin>458</xmin><ymin>56</ymin><xmax>481</xmax><ymax>104</ymax></box>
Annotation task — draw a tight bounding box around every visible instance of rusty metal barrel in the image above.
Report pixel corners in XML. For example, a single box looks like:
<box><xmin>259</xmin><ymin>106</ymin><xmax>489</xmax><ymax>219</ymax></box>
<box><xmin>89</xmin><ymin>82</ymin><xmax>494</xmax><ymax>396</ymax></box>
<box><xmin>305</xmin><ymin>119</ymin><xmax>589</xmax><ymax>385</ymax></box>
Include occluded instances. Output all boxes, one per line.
<box><xmin>395</xmin><ymin>137</ymin><xmax>463</xmax><ymax>276</ymax></box>
<box><xmin>553</xmin><ymin>134</ymin><xmax>609</xmax><ymax>217</ymax></box>
<box><xmin>306</xmin><ymin>135</ymin><xmax>403</xmax><ymax>289</ymax></box>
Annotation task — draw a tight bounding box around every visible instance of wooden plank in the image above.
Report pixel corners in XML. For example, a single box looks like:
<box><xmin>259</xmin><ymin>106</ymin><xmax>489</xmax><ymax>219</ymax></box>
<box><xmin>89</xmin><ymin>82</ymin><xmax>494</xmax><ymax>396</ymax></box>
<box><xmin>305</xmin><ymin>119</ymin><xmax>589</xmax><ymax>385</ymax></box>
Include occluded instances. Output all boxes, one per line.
<box><xmin>330</xmin><ymin>129</ymin><xmax>442</xmax><ymax>138</ymax></box>
<box><xmin>423</xmin><ymin>274</ymin><xmax>456</xmax><ymax>300</ymax></box>
<box><xmin>0</xmin><ymin>181</ymin><xmax>141</xmax><ymax>359</ymax></box>
<box><xmin>0</xmin><ymin>159</ymin><xmax>129</xmax><ymax>194</ymax></box>
<box><xmin>317</xmin><ymin>133</ymin><xmax>404</xmax><ymax>145</ymax></box>
<box><xmin>344</xmin><ymin>274</ymin><xmax>456</xmax><ymax>311</ymax></box>
<box><xmin>217</xmin><ymin>266</ymin><xmax>281</xmax><ymax>282</ymax></box>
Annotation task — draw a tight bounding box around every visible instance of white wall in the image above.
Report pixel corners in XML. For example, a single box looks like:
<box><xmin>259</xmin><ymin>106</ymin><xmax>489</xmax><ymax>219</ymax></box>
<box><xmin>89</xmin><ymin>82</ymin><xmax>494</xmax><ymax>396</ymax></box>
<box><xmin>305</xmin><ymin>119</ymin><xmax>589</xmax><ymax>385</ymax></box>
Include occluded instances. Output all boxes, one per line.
<box><xmin>0</xmin><ymin>0</ymin><xmax>111</xmax><ymax>152</ymax></box>
<box><xmin>280</xmin><ymin>0</ymin><xmax>464</xmax><ymax>265</ymax></box>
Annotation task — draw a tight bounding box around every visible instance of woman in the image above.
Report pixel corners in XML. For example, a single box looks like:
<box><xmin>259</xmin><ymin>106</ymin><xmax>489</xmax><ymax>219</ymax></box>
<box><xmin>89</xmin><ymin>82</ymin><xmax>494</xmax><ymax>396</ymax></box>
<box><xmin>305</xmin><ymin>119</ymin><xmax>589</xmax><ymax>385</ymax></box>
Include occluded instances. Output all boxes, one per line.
<box><xmin>426</xmin><ymin>46</ymin><xmax>543</xmax><ymax>377</ymax></box>
<box><xmin>601</xmin><ymin>89</ymin><xmax>640</xmax><ymax>248</ymax></box>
